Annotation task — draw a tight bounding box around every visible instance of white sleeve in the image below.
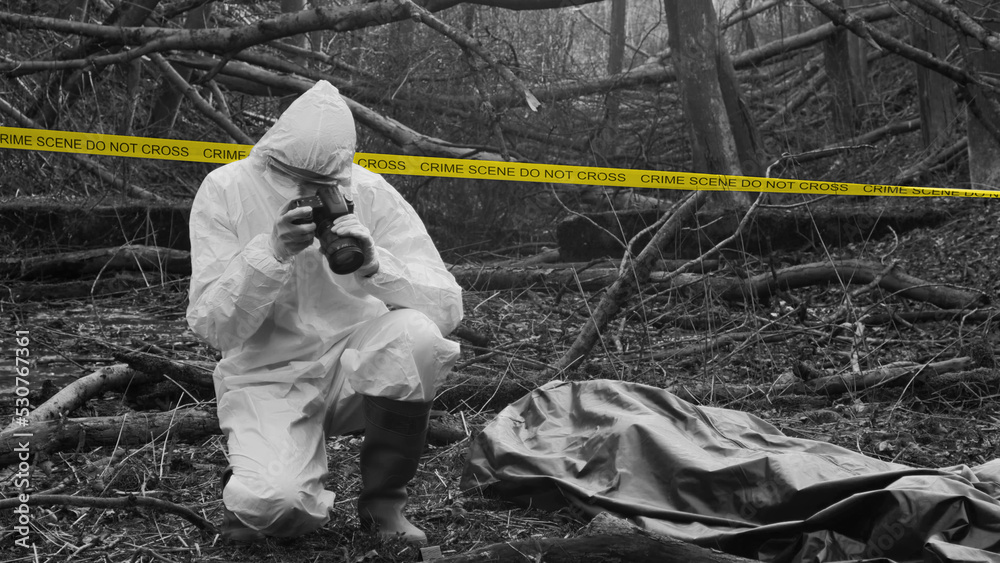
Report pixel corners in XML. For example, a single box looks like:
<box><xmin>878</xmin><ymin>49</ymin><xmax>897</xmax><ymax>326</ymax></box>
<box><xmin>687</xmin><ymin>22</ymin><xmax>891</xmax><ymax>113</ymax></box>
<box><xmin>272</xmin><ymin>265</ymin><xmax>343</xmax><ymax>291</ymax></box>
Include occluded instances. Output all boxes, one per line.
<box><xmin>185</xmin><ymin>179</ymin><xmax>293</xmax><ymax>351</ymax></box>
<box><xmin>356</xmin><ymin>182</ymin><xmax>464</xmax><ymax>335</ymax></box>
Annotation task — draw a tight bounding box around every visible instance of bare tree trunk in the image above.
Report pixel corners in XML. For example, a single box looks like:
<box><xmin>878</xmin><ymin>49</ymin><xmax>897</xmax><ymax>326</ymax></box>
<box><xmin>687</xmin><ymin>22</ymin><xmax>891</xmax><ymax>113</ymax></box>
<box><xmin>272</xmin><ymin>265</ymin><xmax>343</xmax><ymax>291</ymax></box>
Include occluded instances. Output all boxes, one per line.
<box><xmin>717</xmin><ymin>45</ymin><xmax>763</xmax><ymax>178</ymax></box>
<box><xmin>28</xmin><ymin>0</ymin><xmax>161</xmax><ymax>127</ymax></box>
<box><xmin>606</xmin><ymin>0</ymin><xmax>627</xmax><ymax>121</ymax></box>
<box><xmin>846</xmin><ymin>0</ymin><xmax>869</xmax><ymax>107</ymax></box>
<box><xmin>821</xmin><ymin>0</ymin><xmax>858</xmax><ymax>136</ymax></box>
<box><xmin>959</xmin><ymin>0</ymin><xmax>1000</xmax><ymax>189</ymax></box>
<box><xmin>664</xmin><ymin>0</ymin><xmax>750</xmax><ymax>208</ymax></box>
<box><xmin>146</xmin><ymin>2</ymin><xmax>213</xmax><ymax>137</ymax></box>
<box><xmin>910</xmin><ymin>9</ymin><xmax>959</xmax><ymax>148</ymax></box>
<box><xmin>277</xmin><ymin>0</ymin><xmax>308</xmax><ymax>112</ymax></box>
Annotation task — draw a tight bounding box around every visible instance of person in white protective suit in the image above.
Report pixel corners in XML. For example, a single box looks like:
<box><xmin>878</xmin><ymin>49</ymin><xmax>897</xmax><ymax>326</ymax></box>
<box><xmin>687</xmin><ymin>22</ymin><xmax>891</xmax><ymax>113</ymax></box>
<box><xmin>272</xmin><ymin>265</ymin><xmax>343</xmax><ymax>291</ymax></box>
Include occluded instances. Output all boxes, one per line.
<box><xmin>186</xmin><ymin>80</ymin><xmax>463</xmax><ymax>544</ymax></box>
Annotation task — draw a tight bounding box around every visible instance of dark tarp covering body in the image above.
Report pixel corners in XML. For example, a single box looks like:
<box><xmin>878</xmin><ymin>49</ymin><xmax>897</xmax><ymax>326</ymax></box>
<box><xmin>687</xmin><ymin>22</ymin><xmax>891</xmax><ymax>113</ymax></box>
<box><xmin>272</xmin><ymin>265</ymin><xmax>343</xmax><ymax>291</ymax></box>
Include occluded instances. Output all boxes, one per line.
<box><xmin>460</xmin><ymin>380</ymin><xmax>1000</xmax><ymax>563</ymax></box>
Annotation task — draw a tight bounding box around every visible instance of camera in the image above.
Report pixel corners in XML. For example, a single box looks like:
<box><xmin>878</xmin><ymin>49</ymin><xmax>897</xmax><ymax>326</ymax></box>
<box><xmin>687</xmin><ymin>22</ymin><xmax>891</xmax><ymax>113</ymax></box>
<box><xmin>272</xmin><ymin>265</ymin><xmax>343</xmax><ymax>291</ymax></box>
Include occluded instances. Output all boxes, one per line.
<box><xmin>290</xmin><ymin>185</ymin><xmax>365</xmax><ymax>275</ymax></box>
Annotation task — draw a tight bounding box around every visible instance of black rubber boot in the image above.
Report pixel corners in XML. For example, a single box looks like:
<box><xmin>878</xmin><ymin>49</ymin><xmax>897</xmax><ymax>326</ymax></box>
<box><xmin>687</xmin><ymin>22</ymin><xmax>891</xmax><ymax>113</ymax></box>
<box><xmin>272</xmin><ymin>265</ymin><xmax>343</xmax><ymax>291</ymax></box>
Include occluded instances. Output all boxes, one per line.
<box><xmin>357</xmin><ymin>396</ymin><xmax>433</xmax><ymax>545</ymax></box>
<box><xmin>219</xmin><ymin>467</ymin><xmax>266</xmax><ymax>543</ymax></box>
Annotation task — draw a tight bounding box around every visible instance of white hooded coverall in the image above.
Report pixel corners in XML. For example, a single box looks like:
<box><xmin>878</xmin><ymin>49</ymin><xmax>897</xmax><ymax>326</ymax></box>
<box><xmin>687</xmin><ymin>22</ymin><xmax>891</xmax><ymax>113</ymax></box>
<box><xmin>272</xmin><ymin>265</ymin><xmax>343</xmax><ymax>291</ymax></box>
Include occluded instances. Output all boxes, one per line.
<box><xmin>186</xmin><ymin>81</ymin><xmax>463</xmax><ymax>537</ymax></box>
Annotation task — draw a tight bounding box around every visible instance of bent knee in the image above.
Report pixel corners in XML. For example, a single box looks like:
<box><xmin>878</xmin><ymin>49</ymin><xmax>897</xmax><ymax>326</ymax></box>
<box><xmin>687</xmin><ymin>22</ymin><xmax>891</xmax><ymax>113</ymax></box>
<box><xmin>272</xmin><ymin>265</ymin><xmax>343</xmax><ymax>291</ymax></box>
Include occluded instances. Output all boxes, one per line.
<box><xmin>343</xmin><ymin>309</ymin><xmax>461</xmax><ymax>402</ymax></box>
<box><xmin>224</xmin><ymin>474</ymin><xmax>333</xmax><ymax>537</ymax></box>
<box><xmin>386</xmin><ymin>309</ymin><xmax>440</xmax><ymax>338</ymax></box>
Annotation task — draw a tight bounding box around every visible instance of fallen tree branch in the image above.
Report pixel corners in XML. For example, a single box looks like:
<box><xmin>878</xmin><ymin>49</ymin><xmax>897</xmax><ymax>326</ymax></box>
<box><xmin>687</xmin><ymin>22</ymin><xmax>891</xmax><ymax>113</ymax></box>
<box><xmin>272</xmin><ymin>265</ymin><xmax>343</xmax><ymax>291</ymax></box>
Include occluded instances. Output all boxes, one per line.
<box><xmin>639</xmin><ymin>331</ymin><xmax>794</xmax><ymax>362</ymax></box>
<box><xmin>678</xmin><ymin>356</ymin><xmax>983</xmax><ymax>402</ymax></box>
<box><xmin>720</xmin><ymin>260</ymin><xmax>985</xmax><ymax>309</ymax></box>
<box><xmin>2</xmin><ymin>390</ymin><xmax>473</xmax><ymax>465</ymax></box>
<box><xmin>452</xmin><ymin>260</ymin><xmax>982</xmax><ymax>312</ymax></box>
<box><xmin>111</xmin><ymin>351</ymin><xmax>214</xmax><ymax>391</ymax></box>
<box><xmin>0</xmin><ymin>494</ymin><xmax>217</xmax><ymax>534</ymax></box>
<box><xmin>891</xmin><ymin>137</ymin><xmax>968</xmax><ymax>186</ymax></box>
<box><xmin>804</xmin><ymin>0</ymin><xmax>996</xmax><ymax>94</ymax></box>
<box><xmin>402</xmin><ymin>0</ymin><xmax>539</xmax><ymax>111</ymax></box>
<box><xmin>862</xmin><ymin>308</ymin><xmax>997</xmax><ymax>325</ymax></box>
<box><xmin>921</xmin><ymin>367</ymin><xmax>1000</xmax><ymax>395</ymax></box>
<box><xmin>148</xmin><ymin>52</ymin><xmax>254</xmax><ymax>145</ymax></box>
<box><xmin>549</xmin><ymin>191</ymin><xmax>713</xmax><ymax>375</ymax></box>
<box><xmin>3</xmin><ymin>273</ymin><xmax>185</xmax><ymax>302</ymax></box>
<box><xmin>792</xmin><ymin>356</ymin><xmax>974</xmax><ymax>395</ymax></box>
<box><xmin>5</xmin><ymin>245</ymin><xmax>191</xmax><ymax>281</ymax></box>
<box><xmin>1</xmin><ymin>364</ymin><xmax>151</xmax><ymax>433</ymax></box>
<box><xmin>0</xmin><ymin>407</ymin><xmax>219</xmax><ymax>466</ymax></box>
<box><xmin>904</xmin><ymin>0</ymin><xmax>1000</xmax><ymax>54</ymax></box>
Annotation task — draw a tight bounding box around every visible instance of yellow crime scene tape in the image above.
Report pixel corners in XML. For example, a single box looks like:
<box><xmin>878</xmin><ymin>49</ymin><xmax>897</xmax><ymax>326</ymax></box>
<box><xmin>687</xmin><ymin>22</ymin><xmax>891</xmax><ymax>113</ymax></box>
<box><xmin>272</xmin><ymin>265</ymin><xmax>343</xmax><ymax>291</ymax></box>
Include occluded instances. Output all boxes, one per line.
<box><xmin>2</xmin><ymin>125</ymin><xmax>998</xmax><ymax>199</ymax></box>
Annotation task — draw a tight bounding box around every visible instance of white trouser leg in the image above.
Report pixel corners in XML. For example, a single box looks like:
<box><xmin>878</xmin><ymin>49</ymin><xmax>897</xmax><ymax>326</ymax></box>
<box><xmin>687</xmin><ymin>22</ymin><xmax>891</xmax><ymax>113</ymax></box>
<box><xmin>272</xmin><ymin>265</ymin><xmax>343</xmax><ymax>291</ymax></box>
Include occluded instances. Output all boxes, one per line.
<box><xmin>218</xmin><ymin>309</ymin><xmax>460</xmax><ymax>537</ymax></box>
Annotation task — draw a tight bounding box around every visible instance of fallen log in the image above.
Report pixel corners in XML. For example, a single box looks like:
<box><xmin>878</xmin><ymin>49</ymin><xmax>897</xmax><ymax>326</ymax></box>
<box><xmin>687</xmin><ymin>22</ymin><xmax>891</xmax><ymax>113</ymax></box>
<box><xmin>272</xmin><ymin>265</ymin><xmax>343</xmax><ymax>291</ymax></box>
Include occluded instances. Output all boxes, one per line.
<box><xmin>920</xmin><ymin>367</ymin><xmax>1000</xmax><ymax>396</ymax></box>
<box><xmin>2</xmin><ymin>364</ymin><xmax>152</xmax><ymax>433</ymax></box>
<box><xmin>450</xmin><ymin>260</ymin><xmax>983</xmax><ymax>311</ymax></box>
<box><xmin>434</xmin><ymin>373</ymin><xmax>537</xmax><ymax>413</ymax></box>
<box><xmin>0</xmin><ymin>201</ymin><xmax>190</xmax><ymax>255</ymax></box>
<box><xmin>791</xmin><ymin>356</ymin><xmax>974</xmax><ymax>395</ymax></box>
<box><xmin>678</xmin><ymin>356</ymin><xmax>983</xmax><ymax>402</ymax></box>
<box><xmin>0</xmin><ymin>407</ymin><xmax>219</xmax><ymax>467</ymax></box>
<box><xmin>112</xmin><ymin>351</ymin><xmax>215</xmax><ymax>391</ymax></box>
<box><xmin>722</xmin><ymin>260</ymin><xmax>985</xmax><ymax>309</ymax></box>
<box><xmin>8</xmin><ymin>245</ymin><xmax>191</xmax><ymax>281</ymax></box>
<box><xmin>861</xmin><ymin>308</ymin><xmax>997</xmax><ymax>326</ymax></box>
<box><xmin>0</xmin><ymin>405</ymin><xmax>469</xmax><ymax>467</ymax></box>
<box><xmin>4</xmin><ymin>273</ymin><xmax>185</xmax><ymax>302</ymax></box>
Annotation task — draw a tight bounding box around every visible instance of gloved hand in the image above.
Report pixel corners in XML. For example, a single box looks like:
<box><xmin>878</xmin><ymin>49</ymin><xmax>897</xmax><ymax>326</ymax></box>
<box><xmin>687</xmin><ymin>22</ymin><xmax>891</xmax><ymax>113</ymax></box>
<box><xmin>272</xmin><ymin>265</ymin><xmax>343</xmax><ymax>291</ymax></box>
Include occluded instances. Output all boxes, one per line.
<box><xmin>332</xmin><ymin>214</ymin><xmax>379</xmax><ymax>277</ymax></box>
<box><xmin>270</xmin><ymin>200</ymin><xmax>316</xmax><ymax>263</ymax></box>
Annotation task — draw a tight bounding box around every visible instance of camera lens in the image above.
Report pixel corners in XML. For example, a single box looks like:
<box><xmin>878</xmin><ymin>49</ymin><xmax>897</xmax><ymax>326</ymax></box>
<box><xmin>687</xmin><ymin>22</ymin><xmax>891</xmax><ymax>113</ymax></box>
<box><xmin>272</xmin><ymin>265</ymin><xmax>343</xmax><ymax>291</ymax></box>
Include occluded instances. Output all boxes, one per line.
<box><xmin>328</xmin><ymin>241</ymin><xmax>366</xmax><ymax>274</ymax></box>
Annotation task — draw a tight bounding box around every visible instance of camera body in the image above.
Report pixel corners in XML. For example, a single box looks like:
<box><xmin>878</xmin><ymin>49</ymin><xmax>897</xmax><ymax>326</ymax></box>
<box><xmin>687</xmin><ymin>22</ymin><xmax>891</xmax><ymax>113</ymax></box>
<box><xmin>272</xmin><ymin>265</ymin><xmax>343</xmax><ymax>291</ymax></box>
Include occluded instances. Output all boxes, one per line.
<box><xmin>290</xmin><ymin>185</ymin><xmax>365</xmax><ymax>274</ymax></box>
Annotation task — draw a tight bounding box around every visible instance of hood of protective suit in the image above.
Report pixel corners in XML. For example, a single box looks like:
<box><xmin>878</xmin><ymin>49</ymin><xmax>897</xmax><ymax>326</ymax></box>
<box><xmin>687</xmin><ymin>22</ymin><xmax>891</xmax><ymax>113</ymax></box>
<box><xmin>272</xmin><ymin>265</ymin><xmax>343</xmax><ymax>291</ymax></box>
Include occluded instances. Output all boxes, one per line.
<box><xmin>250</xmin><ymin>80</ymin><xmax>356</xmax><ymax>186</ymax></box>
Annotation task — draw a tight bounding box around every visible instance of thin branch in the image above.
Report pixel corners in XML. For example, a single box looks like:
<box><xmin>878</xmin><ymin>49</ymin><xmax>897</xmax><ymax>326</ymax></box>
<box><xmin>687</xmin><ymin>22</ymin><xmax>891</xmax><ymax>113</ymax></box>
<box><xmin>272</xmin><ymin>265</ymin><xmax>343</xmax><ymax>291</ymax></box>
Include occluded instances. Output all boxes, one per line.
<box><xmin>803</xmin><ymin>0</ymin><xmax>998</xmax><ymax>94</ymax></box>
<box><xmin>401</xmin><ymin>0</ymin><xmax>540</xmax><ymax>111</ymax></box>
<box><xmin>903</xmin><ymin>0</ymin><xmax>1000</xmax><ymax>53</ymax></box>
<box><xmin>147</xmin><ymin>52</ymin><xmax>254</xmax><ymax>145</ymax></box>
<box><xmin>571</xmin><ymin>6</ymin><xmax>651</xmax><ymax>59</ymax></box>
<box><xmin>721</xmin><ymin>0</ymin><xmax>786</xmax><ymax>29</ymax></box>
<box><xmin>548</xmin><ymin>190</ymin><xmax>712</xmax><ymax>375</ymax></box>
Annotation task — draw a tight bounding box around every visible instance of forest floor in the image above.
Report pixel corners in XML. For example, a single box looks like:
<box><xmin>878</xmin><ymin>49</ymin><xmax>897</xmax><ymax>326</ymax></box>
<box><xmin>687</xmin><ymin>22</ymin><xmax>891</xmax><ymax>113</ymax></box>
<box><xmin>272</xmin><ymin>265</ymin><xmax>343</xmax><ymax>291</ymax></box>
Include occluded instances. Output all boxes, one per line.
<box><xmin>2</xmin><ymin>193</ymin><xmax>999</xmax><ymax>563</ymax></box>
